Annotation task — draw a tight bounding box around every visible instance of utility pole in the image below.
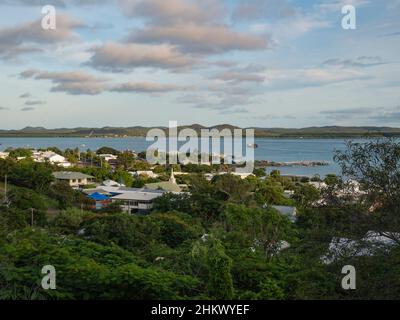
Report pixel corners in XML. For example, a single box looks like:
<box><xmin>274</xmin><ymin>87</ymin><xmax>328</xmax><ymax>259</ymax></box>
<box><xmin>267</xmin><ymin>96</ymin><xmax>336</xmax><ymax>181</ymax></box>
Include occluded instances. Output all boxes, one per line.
<box><xmin>4</xmin><ymin>174</ymin><xmax>7</xmax><ymax>204</ymax></box>
<box><xmin>31</xmin><ymin>208</ymin><xmax>35</xmax><ymax>227</ymax></box>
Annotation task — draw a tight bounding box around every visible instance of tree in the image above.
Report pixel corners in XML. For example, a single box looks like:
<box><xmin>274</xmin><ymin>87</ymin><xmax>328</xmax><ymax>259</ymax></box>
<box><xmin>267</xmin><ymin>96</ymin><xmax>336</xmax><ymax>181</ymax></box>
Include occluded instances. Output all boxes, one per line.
<box><xmin>48</xmin><ymin>181</ymin><xmax>75</xmax><ymax>209</ymax></box>
<box><xmin>96</xmin><ymin>146</ymin><xmax>120</xmax><ymax>156</ymax></box>
<box><xmin>334</xmin><ymin>138</ymin><xmax>400</xmax><ymax>241</ymax></box>
<box><xmin>8</xmin><ymin>148</ymin><xmax>33</xmax><ymax>159</ymax></box>
<box><xmin>223</xmin><ymin>204</ymin><xmax>296</xmax><ymax>259</ymax></box>
<box><xmin>253</xmin><ymin>168</ymin><xmax>266</xmax><ymax>177</ymax></box>
<box><xmin>0</xmin><ymin>229</ymin><xmax>199</xmax><ymax>300</ymax></box>
<box><xmin>191</xmin><ymin>238</ymin><xmax>234</xmax><ymax>299</ymax></box>
<box><xmin>7</xmin><ymin>160</ymin><xmax>54</xmax><ymax>193</ymax></box>
<box><xmin>293</xmin><ymin>184</ymin><xmax>320</xmax><ymax>208</ymax></box>
<box><xmin>113</xmin><ymin>170</ymin><xmax>133</xmax><ymax>187</ymax></box>
<box><xmin>151</xmin><ymin>212</ymin><xmax>202</xmax><ymax>248</ymax></box>
<box><xmin>187</xmin><ymin>175</ymin><xmax>225</xmax><ymax>224</ymax></box>
<box><xmin>51</xmin><ymin>208</ymin><xmax>93</xmax><ymax>234</ymax></box>
<box><xmin>117</xmin><ymin>151</ymin><xmax>136</xmax><ymax>170</ymax></box>
<box><xmin>152</xmin><ymin>193</ymin><xmax>192</xmax><ymax>213</ymax></box>
<box><xmin>213</xmin><ymin>174</ymin><xmax>253</xmax><ymax>203</ymax></box>
<box><xmin>255</xmin><ymin>179</ymin><xmax>287</xmax><ymax>205</ymax></box>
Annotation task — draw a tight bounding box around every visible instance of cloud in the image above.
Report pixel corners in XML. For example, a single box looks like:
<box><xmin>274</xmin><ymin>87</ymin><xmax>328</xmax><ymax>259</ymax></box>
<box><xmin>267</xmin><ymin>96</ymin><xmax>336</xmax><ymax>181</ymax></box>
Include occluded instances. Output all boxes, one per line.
<box><xmin>20</xmin><ymin>68</ymin><xmax>191</xmax><ymax>96</ymax></box>
<box><xmin>129</xmin><ymin>23</ymin><xmax>268</xmax><ymax>54</ymax></box>
<box><xmin>212</xmin><ymin>64</ymin><xmax>266</xmax><ymax>84</ymax></box>
<box><xmin>322</xmin><ymin>56</ymin><xmax>387</xmax><ymax>68</ymax></box>
<box><xmin>19</xmin><ymin>92</ymin><xmax>31</xmax><ymax>98</ymax></box>
<box><xmin>21</xmin><ymin>107</ymin><xmax>35</xmax><ymax>111</ymax></box>
<box><xmin>121</xmin><ymin>0</ymin><xmax>267</xmax><ymax>55</ymax></box>
<box><xmin>321</xmin><ymin>106</ymin><xmax>400</xmax><ymax>124</ymax></box>
<box><xmin>20</xmin><ymin>69</ymin><xmax>109</xmax><ymax>95</ymax></box>
<box><xmin>252</xmin><ymin>114</ymin><xmax>297</xmax><ymax>120</ymax></box>
<box><xmin>0</xmin><ymin>14</ymin><xmax>85</xmax><ymax>60</ymax></box>
<box><xmin>214</xmin><ymin>71</ymin><xmax>265</xmax><ymax>83</ymax></box>
<box><xmin>110</xmin><ymin>82</ymin><xmax>187</xmax><ymax>93</ymax></box>
<box><xmin>0</xmin><ymin>106</ymin><xmax>10</xmax><ymax>111</ymax></box>
<box><xmin>25</xmin><ymin>100</ymin><xmax>46</xmax><ymax>106</ymax></box>
<box><xmin>251</xmin><ymin>15</ymin><xmax>330</xmax><ymax>40</ymax></box>
<box><xmin>178</xmin><ymin>90</ymin><xmax>258</xmax><ymax>114</ymax></box>
<box><xmin>88</xmin><ymin>42</ymin><xmax>196</xmax><ymax>72</ymax></box>
<box><xmin>263</xmin><ymin>67</ymin><xmax>370</xmax><ymax>91</ymax></box>
<box><xmin>118</xmin><ymin>0</ymin><xmax>223</xmax><ymax>24</ymax></box>
<box><xmin>0</xmin><ymin>0</ymin><xmax>111</xmax><ymax>7</ymax></box>
<box><xmin>233</xmin><ymin>0</ymin><xmax>297</xmax><ymax>22</ymax></box>
<box><xmin>380</xmin><ymin>31</ymin><xmax>400</xmax><ymax>37</ymax></box>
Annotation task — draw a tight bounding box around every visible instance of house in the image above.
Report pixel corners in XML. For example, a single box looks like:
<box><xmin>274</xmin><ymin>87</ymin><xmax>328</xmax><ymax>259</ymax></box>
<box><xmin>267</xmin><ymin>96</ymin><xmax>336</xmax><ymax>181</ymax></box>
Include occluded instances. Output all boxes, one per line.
<box><xmin>53</xmin><ymin>171</ymin><xmax>94</xmax><ymax>188</ymax></box>
<box><xmin>144</xmin><ymin>169</ymin><xmax>183</xmax><ymax>192</ymax></box>
<box><xmin>83</xmin><ymin>185</ymin><xmax>168</xmax><ymax>214</ymax></box>
<box><xmin>132</xmin><ymin>170</ymin><xmax>159</xmax><ymax>179</ymax></box>
<box><xmin>0</xmin><ymin>152</ymin><xmax>9</xmax><ymax>159</ymax></box>
<box><xmin>283</xmin><ymin>190</ymin><xmax>295</xmax><ymax>198</ymax></box>
<box><xmin>145</xmin><ymin>181</ymin><xmax>182</xmax><ymax>193</ymax></box>
<box><xmin>98</xmin><ymin>154</ymin><xmax>119</xmax><ymax>166</ymax></box>
<box><xmin>32</xmin><ymin>151</ymin><xmax>71</xmax><ymax>168</ymax></box>
<box><xmin>88</xmin><ymin>192</ymin><xmax>111</xmax><ymax>210</ymax></box>
<box><xmin>204</xmin><ymin>171</ymin><xmax>255</xmax><ymax>181</ymax></box>
<box><xmin>219</xmin><ymin>172</ymin><xmax>255</xmax><ymax>179</ymax></box>
<box><xmin>110</xmin><ymin>190</ymin><xmax>165</xmax><ymax>214</ymax></box>
<box><xmin>309</xmin><ymin>181</ymin><xmax>328</xmax><ymax>190</ymax></box>
<box><xmin>98</xmin><ymin>154</ymin><xmax>118</xmax><ymax>162</ymax></box>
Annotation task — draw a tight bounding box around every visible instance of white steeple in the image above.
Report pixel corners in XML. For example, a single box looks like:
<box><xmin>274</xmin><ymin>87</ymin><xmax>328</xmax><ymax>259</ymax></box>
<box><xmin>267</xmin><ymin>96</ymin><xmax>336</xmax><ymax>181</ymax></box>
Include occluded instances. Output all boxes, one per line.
<box><xmin>169</xmin><ymin>168</ymin><xmax>177</xmax><ymax>184</ymax></box>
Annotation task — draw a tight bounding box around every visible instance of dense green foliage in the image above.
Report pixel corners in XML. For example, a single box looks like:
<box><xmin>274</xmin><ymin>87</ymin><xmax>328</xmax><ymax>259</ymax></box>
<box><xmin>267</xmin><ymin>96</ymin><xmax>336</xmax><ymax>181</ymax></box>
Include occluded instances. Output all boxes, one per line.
<box><xmin>0</xmin><ymin>139</ymin><xmax>399</xmax><ymax>300</ymax></box>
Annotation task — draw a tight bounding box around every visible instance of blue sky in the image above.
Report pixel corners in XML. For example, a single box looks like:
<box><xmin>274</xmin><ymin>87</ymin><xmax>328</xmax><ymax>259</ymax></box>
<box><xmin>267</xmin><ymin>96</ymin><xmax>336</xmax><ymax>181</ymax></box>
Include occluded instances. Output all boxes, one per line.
<box><xmin>0</xmin><ymin>0</ymin><xmax>399</xmax><ymax>129</ymax></box>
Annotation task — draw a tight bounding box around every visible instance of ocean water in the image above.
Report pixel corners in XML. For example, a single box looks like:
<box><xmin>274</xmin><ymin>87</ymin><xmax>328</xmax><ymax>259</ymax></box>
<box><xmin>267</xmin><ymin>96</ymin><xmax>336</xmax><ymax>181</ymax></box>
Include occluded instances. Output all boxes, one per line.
<box><xmin>0</xmin><ymin>137</ymin><xmax>368</xmax><ymax>177</ymax></box>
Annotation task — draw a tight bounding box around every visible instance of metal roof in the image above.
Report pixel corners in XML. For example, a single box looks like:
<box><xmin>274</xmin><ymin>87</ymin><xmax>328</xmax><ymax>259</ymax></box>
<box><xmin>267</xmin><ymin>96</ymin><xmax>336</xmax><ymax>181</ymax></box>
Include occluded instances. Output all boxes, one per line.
<box><xmin>111</xmin><ymin>191</ymin><xmax>164</xmax><ymax>202</ymax></box>
<box><xmin>145</xmin><ymin>181</ymin><xmax>182</xmax><ymax>193</ymax></box>
<box><xmin>53</xmin><ymin>171</ymin><xmax>94</xmax><ymax>180</ymax></box>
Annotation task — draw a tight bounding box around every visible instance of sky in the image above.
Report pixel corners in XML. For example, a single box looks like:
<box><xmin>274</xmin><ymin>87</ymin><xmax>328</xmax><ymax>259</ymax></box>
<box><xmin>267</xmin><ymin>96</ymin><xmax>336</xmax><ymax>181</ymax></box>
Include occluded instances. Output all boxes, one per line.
<box><xmin>0</xmin><ymin>0</ymin><xmax>399</xmax><ymax>129</ymax></box>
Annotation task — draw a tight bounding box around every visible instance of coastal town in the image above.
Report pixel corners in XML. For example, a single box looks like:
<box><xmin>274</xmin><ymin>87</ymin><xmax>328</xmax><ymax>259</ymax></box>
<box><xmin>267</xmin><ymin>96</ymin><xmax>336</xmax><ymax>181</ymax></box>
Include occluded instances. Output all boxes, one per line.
<box><xmin>1</xmin><ymin>0</ymin><xmax>399</xmax><ymax>306</ymax></box>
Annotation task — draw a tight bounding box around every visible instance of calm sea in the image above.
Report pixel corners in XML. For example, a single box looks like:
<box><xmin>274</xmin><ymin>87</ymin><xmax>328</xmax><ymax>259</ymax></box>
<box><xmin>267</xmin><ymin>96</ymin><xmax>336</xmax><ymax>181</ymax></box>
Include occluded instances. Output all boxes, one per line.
<box><xmin>0</xmin><ymin>137</ymin><xmax>369</xmax><ymax>177</ymax></box>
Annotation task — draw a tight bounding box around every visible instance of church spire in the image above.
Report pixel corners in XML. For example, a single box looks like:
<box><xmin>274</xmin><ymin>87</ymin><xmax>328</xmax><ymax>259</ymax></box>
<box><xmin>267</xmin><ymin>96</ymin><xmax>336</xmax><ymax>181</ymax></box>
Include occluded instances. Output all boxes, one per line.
<box><xmin>169</xmin><ymin>168</ymin><xmax>177</xmax><ymax>184</ymax></box>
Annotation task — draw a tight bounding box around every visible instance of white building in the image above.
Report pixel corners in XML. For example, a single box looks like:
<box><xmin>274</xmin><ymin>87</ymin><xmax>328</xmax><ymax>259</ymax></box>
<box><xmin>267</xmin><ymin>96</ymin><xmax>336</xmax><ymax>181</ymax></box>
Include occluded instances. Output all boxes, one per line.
<box><xmin>83</xmin><ymin>185</ymin><xmax>167</xmax><ymax>214</ymax></box>
<box><xmin>309</xmin><ymin>181</ymin><xmax>328</xmax><ymax>190</ymax></box>
<box><xmin>32</xmin><ymin>151</ymin><xmax>71</xmax><ymax>168</ymax></box>
<box><xmin>111</xmin><ymin>190</ymin><xmax>165</xmax><ymax>213</ymax></box>
<box><xmin>102</xmin><ymin>179</ymin><xmax>126</xmax><ymax>187</ymax></box>
<box><xmin>0</xmin><ymin>152</ymin><xmax>9</xmax><ymax>159</ymax></box>
<box><xmin>53</xmin><ymin>171</ymin><xmax>94</xmax><ymax>188</ymax></box>
<box><xmin>132</xmin><ymin>170</ymin><xmax>159</xmax><ymax>179</ymax></box>
<box><xmin>99</xmin><ymin>154</ymin><xmax>118</xmax><ymax>162</ymax></box>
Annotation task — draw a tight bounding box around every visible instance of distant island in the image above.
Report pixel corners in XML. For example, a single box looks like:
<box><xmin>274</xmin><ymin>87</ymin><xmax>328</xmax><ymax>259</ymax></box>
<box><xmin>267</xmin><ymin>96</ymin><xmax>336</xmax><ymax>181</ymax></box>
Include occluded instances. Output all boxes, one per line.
<box><xmin>1</xmin><ymin>124</ymin><xmax>400</xmax><ymax>138</ymax></box>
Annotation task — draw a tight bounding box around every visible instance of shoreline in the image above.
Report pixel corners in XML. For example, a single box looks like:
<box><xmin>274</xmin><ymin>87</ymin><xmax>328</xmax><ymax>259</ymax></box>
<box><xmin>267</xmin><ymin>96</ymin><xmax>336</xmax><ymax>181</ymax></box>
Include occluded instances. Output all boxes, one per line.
<box><xmin>0</xmin><ymin>135</ymin><xmax>393</xmax><ymax>139</ymax></box>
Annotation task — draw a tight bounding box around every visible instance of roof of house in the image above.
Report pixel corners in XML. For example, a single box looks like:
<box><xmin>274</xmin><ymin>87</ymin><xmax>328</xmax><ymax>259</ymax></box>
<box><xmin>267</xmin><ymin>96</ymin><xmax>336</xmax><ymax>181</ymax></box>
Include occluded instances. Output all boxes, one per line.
<box><xmin>88</xmin><ymin>192</ymin><xmax>109</xmax><ymax>201</ymax></box>
<box><xmin>82</xmin><ymin>186</ymin><xmax>166</xmax><ymax>196</ymax></box>
<box><xmin>145</xmin><ymin>181</ymin><xmax>182</xmax><ymax>193</ymax></box>
<box><xmin>111</xmin><ymin>191</ymin><xmax>164</xmax><ymax>202</ymax></box>
<box><xmin>53</xmin><ymin>171</ymin><xmax>94</xmax><ymax>180</ymax></box>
